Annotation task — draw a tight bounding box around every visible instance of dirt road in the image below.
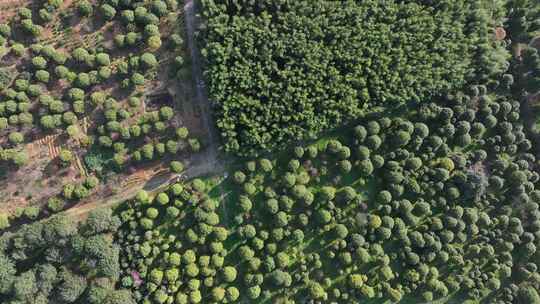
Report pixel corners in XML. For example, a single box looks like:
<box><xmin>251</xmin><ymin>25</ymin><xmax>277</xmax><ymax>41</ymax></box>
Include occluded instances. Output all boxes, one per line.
<box><xmin>183</xmin><ymin>0</ymin><xmax>223</xmax><ymax>176</ymax></box>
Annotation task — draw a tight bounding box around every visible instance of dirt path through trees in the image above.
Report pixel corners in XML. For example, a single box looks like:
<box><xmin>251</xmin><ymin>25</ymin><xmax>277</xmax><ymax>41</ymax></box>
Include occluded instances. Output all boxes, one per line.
<box><xmin>65</xmin><ymin>172</ymin><xmax>173</xmax><ymax>219</ymax></box>
<box><xmin>182</xmin><ymin>0</ymin><xmax>223</xmax><ymax>176</ymax></box>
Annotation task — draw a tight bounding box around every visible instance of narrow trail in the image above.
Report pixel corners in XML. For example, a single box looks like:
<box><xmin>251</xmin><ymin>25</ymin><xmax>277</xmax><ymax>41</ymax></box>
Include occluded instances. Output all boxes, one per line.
<box><xmin>65</xmin><ymin>174</ymin><xmax>172</xmax><ymax>218</ymax></box>
<box><xmin>65</xmin><ymin>186</ymin><xmax>141</xmax><ymax>218</ymax></box>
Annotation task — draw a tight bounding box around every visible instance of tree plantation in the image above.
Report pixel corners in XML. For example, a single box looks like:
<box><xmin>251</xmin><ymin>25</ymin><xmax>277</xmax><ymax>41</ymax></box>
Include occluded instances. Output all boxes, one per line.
<box><xmin>0</xmin><ymin>0</ymin><xmax>540</xmax><ymax>304</ymax></box>
<box><xmin>0</xmin><ymin>0</ymin><xmax>202</xmax><ymax>228</ymax></box>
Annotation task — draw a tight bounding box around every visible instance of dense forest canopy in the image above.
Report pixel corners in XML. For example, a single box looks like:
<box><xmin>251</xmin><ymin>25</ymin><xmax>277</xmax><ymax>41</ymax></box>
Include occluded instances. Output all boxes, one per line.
<box><xmin>0</xmin><ymin>210</ymin><xmax>134</xmax><ymax>303</ymax></box>
<box><xmin>1</xmin><ymin>0</ymin><xmax>540</xmax><ymax>303</ymax></box>
<box><xmin>199</xmin><ymin>0</ymin><xmax>509</xmax><ymax>155</ymax></box>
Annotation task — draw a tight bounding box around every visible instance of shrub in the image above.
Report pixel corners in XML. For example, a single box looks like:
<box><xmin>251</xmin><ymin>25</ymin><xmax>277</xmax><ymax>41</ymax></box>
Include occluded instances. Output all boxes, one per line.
<box><xmin>59</xmin><ymin>149</ymin><xmax>73</xmax><ymax>164</ymax></box>
<box><xmin>147</xmin><ymin>36</ymin><xmax>162</xmax><ymax>50</ymax></box>
<box><xmin>35</xmin><ymin>70</ymin><xmax>50</xmax><ymax>83</ymax></box>
<box><xmin>136</xmin><ymin>190</ymin><xmax>150</xmax><ymax>204</ymax></box>
<box><xmin>156</xmin><ymin>193</ymin><xmax>169</xmax><ymax>205</ymax></box>
<box><xmin>76</xmin><ymin>73</ymin><xmax>91</xmax><ymax>88</ymax></box>
<box><xmin>170</xmin><ymin>161</ymin><xmax>184</xmax><ymax>173</ymax></box>
<box><xmin>32</xmin><ymin>56</ymin><xmax>47</xmax><ymax>69</ymax></box>
<box><xmin>0</xmin><ymin>24</ymin><xmax>11</xmax><ymax>37</ymax></box>
<box><xmin>78</xmin><ymin>0</ymin><xmax>93</xmax><ymax>16</ymax></box>
<box><xmin>0</xmin><ymin>213</ymin><xmax>9</xmax><ymax>229</ymax></box>
<box><xmin>222</xmin><ymin>266</ymin><xmax>237</xmax><ymax>283</ymax></box>
<box><xmin>55</xmin><ymin>66</ymin><xmax>69</xmax><ymax>78</ymax></box>
<box><xmin>95</xmin><ymin>53</ymin><xmax>110</xmax><ymax>66</ymax></box>
<box><xmin>100</xmin><ymin>4</ymin><xmax>116</xmax><ymax>20</ymax></box>
<box><xmin>11</xmin><ymin>44</ymin><xmax>25</xmax><ymax>56</ymax></box>
<box><xmin>140</xmin><ymin>53</ymin><xmax>158</xmax><ymax>70</ymax></box>
<box><xmin>39</xmin><ymin>9</ymin><xmax>53</xmax><ymax>23</ymax></box>
<box><xmin>90</xmin><ymin>92</ymin><xmax>106</xmax><ymax>107</ymax></box>
<box><xmin>72</xmin><ymin>48</ymin><xmax>89</xmax><ymax>62</ymax></box>
<box><xmin>8</xmin><ymin>132</ymin><xmax>23</xmax><ymax>144</ymax></box>
<box><xmin>12</xmin><ymin>151</ymin><xmax>28</xmax><ymax>166</ymax></box>
<box><xmin>159</xmin><ymin>106</ymin><xmax>174</xmax><ymax>120</ymax></box>
<box><xmin>131</xmin><ymin>73</ymin><xmax>145</xmax><ymax>86</ymax></box>
<box><xmin>176</xmin><ymin>127</ymin><xmax>189</xmax><ymax>139</ymax></box>
<box><xmin>170</xmin><ymin>34</ymin><xmax>183</xmax><ymax>48</ymax></box>
<box><xmin>0</xmin><ymin>118</ymin><xmax>8</xmax><ymax>130</ymax></box>
<box><xmin>24</xmin><ymin>206</ymin><xmax>40</xmax><ymax>220</ymax></box>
